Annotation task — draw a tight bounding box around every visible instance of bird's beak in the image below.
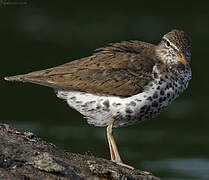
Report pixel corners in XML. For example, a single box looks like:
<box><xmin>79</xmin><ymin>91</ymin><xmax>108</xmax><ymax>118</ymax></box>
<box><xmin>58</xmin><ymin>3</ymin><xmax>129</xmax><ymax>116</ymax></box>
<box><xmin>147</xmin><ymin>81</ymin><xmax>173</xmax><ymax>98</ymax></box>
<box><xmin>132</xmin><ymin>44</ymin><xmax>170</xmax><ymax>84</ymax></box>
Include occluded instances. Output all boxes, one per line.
<box><xmin>177</xmin><ymin>53</ymin><xmax>187</xmax><ymax>66</ymax></box>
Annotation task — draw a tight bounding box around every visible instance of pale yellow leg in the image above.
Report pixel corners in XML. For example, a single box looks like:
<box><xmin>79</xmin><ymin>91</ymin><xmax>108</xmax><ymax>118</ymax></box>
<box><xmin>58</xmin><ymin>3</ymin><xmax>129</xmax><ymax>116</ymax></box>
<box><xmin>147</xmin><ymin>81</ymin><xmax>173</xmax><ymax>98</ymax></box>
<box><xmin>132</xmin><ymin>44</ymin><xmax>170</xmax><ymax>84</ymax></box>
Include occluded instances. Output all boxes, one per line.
<box><xmin>106</xmin><ymin>120</ymin><xmax>134</xmax><ymax>169</ymax></box>
<box><xmin>107</xmin><ymin>120</ymin><xmax>122</xmax><ymax>163</ymax></box>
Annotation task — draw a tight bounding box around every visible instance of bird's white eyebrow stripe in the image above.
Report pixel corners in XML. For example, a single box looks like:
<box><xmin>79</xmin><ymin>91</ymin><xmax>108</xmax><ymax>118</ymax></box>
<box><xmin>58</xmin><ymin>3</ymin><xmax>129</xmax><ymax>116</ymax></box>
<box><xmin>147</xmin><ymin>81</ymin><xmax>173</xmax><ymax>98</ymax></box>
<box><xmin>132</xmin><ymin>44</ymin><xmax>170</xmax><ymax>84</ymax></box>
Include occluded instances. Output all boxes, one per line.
<box><xmin>163</xmin><ymin>37</ymin><xmax>179</xmax><ymax>51</ymax></box>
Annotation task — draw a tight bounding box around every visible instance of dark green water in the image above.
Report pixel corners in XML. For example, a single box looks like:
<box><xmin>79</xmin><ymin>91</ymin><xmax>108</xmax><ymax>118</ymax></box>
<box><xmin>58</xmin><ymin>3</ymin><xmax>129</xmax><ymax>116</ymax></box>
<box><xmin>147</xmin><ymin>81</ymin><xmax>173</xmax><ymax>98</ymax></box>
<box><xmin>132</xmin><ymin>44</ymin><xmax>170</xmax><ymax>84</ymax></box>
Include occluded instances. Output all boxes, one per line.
<box><xmin>1</xmin><ymin>1</ymin><xmax>209</xmax><ymax>179</ymax></box>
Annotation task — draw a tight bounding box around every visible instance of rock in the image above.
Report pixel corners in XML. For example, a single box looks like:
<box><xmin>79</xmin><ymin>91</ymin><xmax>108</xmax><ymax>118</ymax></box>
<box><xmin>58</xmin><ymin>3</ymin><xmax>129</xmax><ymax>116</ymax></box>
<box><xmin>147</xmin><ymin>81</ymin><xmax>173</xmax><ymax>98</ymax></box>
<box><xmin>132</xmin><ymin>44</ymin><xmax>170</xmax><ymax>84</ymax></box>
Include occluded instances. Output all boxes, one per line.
<box><xmin>0</xmin><ymin>124</ymin><xmax>160</xmax><ymax>180</ymax></box>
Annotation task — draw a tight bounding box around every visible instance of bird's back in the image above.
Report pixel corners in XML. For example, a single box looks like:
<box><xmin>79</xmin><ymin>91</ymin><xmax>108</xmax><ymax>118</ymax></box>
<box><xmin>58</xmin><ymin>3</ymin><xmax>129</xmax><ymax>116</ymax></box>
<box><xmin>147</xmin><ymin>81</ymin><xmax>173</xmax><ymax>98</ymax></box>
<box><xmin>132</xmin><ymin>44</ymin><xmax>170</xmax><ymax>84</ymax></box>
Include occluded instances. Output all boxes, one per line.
<box><xmin>5</xmin><ymin>41</ymin><xmax>156</xmax><ymax>97</ymax></box>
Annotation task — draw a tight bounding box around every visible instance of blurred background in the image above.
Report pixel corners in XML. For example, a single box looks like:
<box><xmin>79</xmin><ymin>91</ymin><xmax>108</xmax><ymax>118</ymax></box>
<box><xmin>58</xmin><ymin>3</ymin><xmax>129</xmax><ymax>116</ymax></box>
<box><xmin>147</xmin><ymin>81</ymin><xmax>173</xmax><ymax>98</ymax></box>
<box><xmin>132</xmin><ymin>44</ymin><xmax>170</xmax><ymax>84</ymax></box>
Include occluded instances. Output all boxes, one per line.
<box><xmin>1</xmin><ymin>1</ymin><xmax>209</xmax><ymax>179</ymax></box>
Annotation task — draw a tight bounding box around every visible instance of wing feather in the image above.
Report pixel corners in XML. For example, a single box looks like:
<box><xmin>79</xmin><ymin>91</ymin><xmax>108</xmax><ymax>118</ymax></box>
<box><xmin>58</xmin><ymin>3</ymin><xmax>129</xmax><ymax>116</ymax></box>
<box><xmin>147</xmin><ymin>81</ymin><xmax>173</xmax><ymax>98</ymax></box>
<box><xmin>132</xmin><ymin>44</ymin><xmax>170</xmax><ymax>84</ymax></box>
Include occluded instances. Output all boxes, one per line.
<box><xmin>5</xmin><ymin>41</ymin><xmax>156</xmax><ymax>97</ymax></box>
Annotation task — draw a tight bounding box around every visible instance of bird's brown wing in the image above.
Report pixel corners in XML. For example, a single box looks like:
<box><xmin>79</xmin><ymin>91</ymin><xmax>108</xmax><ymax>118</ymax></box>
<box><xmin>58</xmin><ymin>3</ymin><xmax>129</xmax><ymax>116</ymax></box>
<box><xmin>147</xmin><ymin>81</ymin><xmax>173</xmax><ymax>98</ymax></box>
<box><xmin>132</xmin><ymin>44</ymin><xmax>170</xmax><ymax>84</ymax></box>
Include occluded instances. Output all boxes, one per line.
<box><xmin>5</xmin><ymin>41</ymin><xmax>156</xmax><ymax>97</ymax></box>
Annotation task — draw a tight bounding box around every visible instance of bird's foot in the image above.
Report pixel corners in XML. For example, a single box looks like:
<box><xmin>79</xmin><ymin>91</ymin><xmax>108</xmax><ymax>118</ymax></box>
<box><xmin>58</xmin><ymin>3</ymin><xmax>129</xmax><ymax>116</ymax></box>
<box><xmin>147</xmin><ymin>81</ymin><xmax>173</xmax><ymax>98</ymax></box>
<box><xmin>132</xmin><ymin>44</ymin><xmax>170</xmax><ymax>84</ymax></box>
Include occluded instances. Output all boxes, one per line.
<box><xmin>112</xmin><ymin>160</ymin><xmax>134</xmax><ymax>169</ymax></box>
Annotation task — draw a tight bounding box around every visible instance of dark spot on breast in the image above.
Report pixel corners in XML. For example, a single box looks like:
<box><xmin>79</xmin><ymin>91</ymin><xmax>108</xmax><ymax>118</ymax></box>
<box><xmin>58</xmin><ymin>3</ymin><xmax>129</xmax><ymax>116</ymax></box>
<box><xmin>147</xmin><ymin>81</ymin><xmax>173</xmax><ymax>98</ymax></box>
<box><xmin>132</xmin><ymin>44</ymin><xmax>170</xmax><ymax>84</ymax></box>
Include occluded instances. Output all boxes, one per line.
<box><xmin>167</xmin><ymin>93</ymin><xmax>170</xmax><ymax>98</ymax></box>
<box><xmin>173</xmin><ymin>82</ymin><xmax>177</xmax><ymax>87</ymax></box>
<box><xmin>159</xmin><ymin>97</ymin><xmax>164</xmax><ymax>103</ymax></box>
<box><xmin>173</xmin><ymin>77</ymin><xmax>178</xmax><ymax>81</ymax></box>
<box><xmin>147</xmin><ymin>96</ymin><xmax>152</xmax><ymax>101</ymax></box>
<box><xmin>153</xmin><ymin>92</ymin><xmax>158</xmax><ymax>99</ymax></box>
<box><xmin>129</xmin><ymin>101</ymin><xmax>136</xmax><ymax>106</ymax></box>
<box><xmin>113</xmin><ymin>114</ymin><xmax>123</xmax><ymax>120</ymax></box>
<box><xmin>125</xmin><ymin>114</ymin><xmax>132</xmax><ymax>119</ymax></box>
<box><xmin>76</xmin><ymin>101</ymin><xmax>82</xmax><ymax>104</ymax></box>
<box><xmin>135</xmin><ymin>99</ymin><xmax>142</xmax><ymax>102</ymax></box>
<box><xmin>168</xmin><ymin>83</ymin><xmax>172</xmax><ymax>88</ymax></box>
<box><xmin>153</xmin><ymin>111</ymin><xmax>158</xmax><ymax>114</ymax></box>
<box><xmin>81</xmin><ymin>100</ymin><xmax>96</xmax><ymax>107</ymax></box>
<box><xmin>96</xmin><ymin>105</ymin><xmax>101</xmax><ymax>109</ymax></box>
<box><xmin>141</xmin><ymin>105</ymin><xmax>147</xmax><ymax>110</ymax></box>
<box><xmin>160</xmin><ymin>89</ymin><xmax>165</xmax><ymax>96</ymax></box>
<box><xmin>146</xmin><ymin>106</ymin><xmax>151</xmax><ymax>111</ymax></box>
<box><xmin>157</xmin><ymin>86</ymin><xmax>161</xmax><ymax>90</ymax></box>
<box><xmin>154</xmin><ymin>72</ymin><xmax>158</xmax><ymax>78</ymax></box>
<box><xmin>160</xmin><ymin>78</ymin><xmax>165</xmax><ymax>82</ymax></box>
<box><xmin>152</xmin><ymin>101</ymin><xmax>158</xmax><ymax>107</ymax></box>
<box><xmin>81</xmin><ymin>103</ymin><xmax>87</xmax><ymax>107</ymax></box>
<box><xmin>125</xmin><ymin>108</ymin><xmax>133</xmax><ymax>114</ymax></box>
<box><xmin>103</xmin><ymin>100</ymin><xmax>110</xmax><ymax>108</ymax></box>
<box><xmin>89</xmin><ymin>100</ymin><xmax>96</xmax><ymax>104</ymax></box>
<box><xmin>70</xmin><ymin>96</ymin><xmax>76</xmax><ymax>100</ymax></box>
<box><xmin>162</xmin><ymin>97</ymin><xmax>167</xmax><ymax>101</ymax></box>
<box><xmin>112</xmin><ymin>102</ymin><xmax>122</xmax><ymax>107</ymax></box>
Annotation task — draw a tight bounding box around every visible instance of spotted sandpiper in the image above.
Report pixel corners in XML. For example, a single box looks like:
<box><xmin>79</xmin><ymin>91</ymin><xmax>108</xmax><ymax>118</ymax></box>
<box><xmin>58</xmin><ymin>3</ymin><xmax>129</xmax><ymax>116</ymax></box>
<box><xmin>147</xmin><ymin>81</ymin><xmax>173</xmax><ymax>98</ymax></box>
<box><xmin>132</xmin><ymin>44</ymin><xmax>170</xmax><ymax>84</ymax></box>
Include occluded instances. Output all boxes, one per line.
<box><xmin>5</xmin><ymin>29</ymin><xmax>191</xmax><ymax>168</ymax></box>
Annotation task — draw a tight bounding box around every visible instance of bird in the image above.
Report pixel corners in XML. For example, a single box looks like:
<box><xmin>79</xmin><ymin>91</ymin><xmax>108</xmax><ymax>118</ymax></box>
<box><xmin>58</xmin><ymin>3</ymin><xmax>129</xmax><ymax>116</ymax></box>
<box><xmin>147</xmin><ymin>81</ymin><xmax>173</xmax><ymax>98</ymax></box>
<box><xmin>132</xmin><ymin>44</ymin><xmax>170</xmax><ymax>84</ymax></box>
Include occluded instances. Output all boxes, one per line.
<box><xmin>5</xmin><ymin>29</ymin><xmax>191</xmax><ymax>169</ymax></box>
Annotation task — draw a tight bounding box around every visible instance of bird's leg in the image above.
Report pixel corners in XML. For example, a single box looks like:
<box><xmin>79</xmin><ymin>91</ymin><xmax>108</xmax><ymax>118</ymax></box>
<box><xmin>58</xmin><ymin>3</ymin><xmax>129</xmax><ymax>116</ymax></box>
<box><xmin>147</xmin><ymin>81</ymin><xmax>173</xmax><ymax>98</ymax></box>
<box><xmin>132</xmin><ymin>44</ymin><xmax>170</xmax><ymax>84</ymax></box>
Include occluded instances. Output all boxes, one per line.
<box><xmin>106</xmin><ymin>120</ymin><xmax>134</xmax><ymax>169</ymax></box>
<box><xmin>107</xmin><ymin>120</ymin><xmax>122</xmax><ymax>163</ymax></box>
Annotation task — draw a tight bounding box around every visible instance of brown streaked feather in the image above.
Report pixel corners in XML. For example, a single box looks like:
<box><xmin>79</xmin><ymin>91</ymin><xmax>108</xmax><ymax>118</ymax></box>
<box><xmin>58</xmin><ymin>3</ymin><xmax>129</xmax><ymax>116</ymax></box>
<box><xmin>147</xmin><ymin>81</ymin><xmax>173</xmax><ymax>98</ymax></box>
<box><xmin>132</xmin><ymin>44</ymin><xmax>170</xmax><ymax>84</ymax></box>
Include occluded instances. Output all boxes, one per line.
<box><xmin>5</xmin><ymin>41</ymin><xmax>156</xmax><ymax>97</ymax></box>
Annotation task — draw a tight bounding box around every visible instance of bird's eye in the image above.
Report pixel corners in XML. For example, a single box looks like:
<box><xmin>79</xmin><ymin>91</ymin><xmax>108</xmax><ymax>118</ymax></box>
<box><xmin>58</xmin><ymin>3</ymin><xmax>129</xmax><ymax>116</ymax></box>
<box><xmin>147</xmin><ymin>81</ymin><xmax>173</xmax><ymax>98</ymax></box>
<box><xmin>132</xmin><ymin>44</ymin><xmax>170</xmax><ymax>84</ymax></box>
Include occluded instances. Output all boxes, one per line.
<box><xmin>166</xmin><ymin>40</ymin><xmax>171</xmax><ymax>47</ymax></box>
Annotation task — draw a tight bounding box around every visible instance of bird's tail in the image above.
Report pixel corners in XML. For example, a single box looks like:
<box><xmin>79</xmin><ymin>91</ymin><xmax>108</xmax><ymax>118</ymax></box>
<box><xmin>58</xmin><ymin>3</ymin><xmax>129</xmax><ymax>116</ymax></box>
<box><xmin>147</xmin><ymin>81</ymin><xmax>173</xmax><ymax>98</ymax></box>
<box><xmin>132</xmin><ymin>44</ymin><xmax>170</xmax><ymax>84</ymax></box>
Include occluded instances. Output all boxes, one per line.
<box><xmin>4</xmin><ymin>74</ymin><xmax>27</xmax><ymax>82</ymax></box>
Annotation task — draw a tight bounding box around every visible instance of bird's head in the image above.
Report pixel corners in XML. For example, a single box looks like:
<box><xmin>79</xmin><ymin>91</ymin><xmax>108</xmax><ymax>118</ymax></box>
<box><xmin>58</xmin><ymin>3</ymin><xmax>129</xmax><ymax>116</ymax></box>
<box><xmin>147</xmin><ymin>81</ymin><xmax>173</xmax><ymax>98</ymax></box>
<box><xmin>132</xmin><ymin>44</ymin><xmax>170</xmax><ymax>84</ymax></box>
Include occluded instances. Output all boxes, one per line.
<box><xmin>155</xmin><ymin>29</ymin><xmax>191</xmax><ymax>69</ymax></box>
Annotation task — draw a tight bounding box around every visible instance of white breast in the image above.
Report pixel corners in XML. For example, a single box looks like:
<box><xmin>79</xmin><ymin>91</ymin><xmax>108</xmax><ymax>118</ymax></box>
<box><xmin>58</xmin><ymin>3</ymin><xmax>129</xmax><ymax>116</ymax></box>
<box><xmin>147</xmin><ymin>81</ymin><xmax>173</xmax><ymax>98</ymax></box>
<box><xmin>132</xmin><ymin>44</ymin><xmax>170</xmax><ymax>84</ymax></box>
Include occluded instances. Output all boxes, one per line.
<box><xmin>55</xmin><ymin>65</ymin><xmax>191</xmax><ymax>128</ymax></box>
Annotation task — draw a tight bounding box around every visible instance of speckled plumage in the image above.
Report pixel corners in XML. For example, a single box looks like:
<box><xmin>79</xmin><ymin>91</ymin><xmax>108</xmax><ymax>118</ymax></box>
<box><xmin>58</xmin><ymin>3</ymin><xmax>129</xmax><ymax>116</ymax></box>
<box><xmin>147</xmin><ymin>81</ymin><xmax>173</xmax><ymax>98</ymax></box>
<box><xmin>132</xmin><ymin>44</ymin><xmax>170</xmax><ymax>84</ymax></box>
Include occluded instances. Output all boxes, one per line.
<box><xmin>56</xmin><ymin>63</ymin><xmax>191</xmax><ymax>127</ymax></box>
<box><xmin>5</xmin><ymin>29</ymin><xmax>192</xmax><ymax>128</ymax></box>
<box><xmin>5</xmin><ymin>29</ymin><xmax>192</xmax><ymax>168</ymax></box>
